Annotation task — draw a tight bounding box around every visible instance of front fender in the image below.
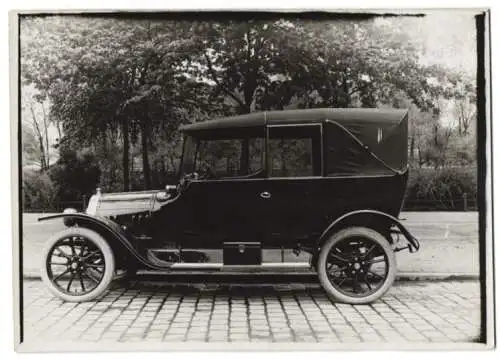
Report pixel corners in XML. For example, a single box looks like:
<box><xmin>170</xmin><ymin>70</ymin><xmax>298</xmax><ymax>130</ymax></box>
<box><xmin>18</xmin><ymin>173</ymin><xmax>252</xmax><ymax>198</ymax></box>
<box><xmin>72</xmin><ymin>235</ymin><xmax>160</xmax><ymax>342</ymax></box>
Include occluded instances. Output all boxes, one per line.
<box><xmin>318</xmin><ymin>210</ymin><xmax>420</xmax><ymax>253</ymax></box>
<box><xmin>38</xmin><ymin>213</ymin><xmax>170</xmax><ymax>270</ymax></box>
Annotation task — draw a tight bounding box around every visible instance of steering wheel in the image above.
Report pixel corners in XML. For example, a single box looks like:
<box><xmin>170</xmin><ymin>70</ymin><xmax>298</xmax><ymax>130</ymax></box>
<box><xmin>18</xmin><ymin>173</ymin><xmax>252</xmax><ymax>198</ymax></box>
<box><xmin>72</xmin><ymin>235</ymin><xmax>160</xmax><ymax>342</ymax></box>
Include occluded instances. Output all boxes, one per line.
<box><xmin>178</xmin><ymin>166</ymin><xmax>217</xmax><ymax>192</ymax></box>
<box><xmin>178</xmin><ymin>172</ymin><xmax>199</xmax><ymax>192</ymax></box>
<box><xmin>200</xmin><ymin>165</ymin><xmax>216</xmax><ymax>179</ymax></box>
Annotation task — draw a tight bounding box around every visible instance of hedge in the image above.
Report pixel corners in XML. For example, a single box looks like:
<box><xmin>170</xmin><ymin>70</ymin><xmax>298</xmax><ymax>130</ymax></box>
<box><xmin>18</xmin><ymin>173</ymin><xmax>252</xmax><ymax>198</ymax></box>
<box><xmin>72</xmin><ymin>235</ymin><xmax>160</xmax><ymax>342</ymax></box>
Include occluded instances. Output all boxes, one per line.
<box><xmin>22</xmin><ymin>169</ymin><xmax>57</xmax><ymax>212</ymax></box>
<box><xmin>403</xmin><ymin>166</ymin><xmax>477</xmax><ymax>211</ymax></box>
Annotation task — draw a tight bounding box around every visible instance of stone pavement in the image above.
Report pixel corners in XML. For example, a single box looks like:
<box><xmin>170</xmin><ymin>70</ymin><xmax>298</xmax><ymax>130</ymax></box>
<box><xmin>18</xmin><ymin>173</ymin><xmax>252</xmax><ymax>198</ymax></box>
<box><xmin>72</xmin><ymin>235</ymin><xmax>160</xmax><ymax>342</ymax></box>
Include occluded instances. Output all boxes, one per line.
<box><xmin>22</xmin><ymin>279</ymin><xmax>481</xmax><ymax>344</ymax></box>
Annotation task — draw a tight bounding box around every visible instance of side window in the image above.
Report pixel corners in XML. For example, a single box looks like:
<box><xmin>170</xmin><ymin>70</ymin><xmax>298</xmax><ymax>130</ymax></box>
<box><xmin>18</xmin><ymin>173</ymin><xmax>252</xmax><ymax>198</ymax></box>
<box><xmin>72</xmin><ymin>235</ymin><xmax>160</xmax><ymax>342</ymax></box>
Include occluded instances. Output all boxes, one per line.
<box><xmin>268</xmin><ymin>125</ymin><xmax>321</xmax><ymax>177</ymax></box>
<box><xmin>324</xmin><ymin>122</ymin><xmax>384</xmax><ymax>176</ymax></box>
<box><xmin>195</xmin><ymin>137</ymin><xmax>264</xmax><ymax>179</ymax></box>
<box><xmin>196</xmin><ymin>139</ymin><xmax>242</xmax><ymax>178</ymax></box>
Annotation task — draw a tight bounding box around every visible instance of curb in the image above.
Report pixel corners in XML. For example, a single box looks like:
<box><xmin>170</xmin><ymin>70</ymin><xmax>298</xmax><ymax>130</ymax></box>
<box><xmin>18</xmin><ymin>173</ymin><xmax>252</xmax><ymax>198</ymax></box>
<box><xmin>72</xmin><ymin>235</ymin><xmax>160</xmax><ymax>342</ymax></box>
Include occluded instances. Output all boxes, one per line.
<box><xmin>396</xmin><ymin>272</ymin><xmax>479</xmax><ymax>281</ymax></box>
<box><xmin>21</xmin><ymin>271</ymin><xmax>480</xmax><ymax>282</ymax></box>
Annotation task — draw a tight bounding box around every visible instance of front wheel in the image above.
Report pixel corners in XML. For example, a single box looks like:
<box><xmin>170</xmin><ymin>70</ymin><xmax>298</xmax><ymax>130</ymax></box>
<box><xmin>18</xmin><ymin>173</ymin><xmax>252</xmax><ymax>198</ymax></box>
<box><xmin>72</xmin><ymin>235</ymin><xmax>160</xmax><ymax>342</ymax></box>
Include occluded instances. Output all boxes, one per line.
<box><xmin>40</xmin><ymin>227</ymin><xmax>115</xmax><ymax>302</ymax></box>
<box><xmin>317</xmin><ymin>226</ymin><xmax>396</xmax><ymax>304</ymax></box>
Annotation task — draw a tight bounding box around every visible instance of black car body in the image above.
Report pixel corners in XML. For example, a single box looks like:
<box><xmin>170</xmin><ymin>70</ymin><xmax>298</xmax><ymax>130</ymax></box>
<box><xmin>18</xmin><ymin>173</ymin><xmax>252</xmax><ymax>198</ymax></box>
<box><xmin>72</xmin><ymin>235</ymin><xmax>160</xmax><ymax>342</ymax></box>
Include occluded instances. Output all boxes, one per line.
<box><xmin>39</xmin><ymin>108</ymin><xmax>420</xmax><ymax>304</ymax></box>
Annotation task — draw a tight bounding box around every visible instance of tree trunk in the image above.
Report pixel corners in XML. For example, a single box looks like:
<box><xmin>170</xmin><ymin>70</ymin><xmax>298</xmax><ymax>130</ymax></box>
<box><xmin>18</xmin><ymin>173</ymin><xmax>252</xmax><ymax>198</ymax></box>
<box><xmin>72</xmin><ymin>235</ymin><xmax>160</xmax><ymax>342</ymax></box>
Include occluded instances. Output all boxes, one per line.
<box><xmin>122</xmin><ymin>116</ymin><xmax>130</xmax><ymax>192</ymax></box>
<box><xmin>29</xmin><ymin>104</ymin><xmax>47</xmax><ymax>171</ymax></box>
<box><xmin>238</xmin><ymin>102</ymin><xmax>251</xmax><ymax>114</ymax></box>
<box><xmin>141</xmin><ymin>116</ymin><xmax>152</xmax><ymax>190</ymax></box>
<box><xmin>160</xmin><ymin>156</ymin><xmax>166</xmax><ymax>187</ymax></box>
<box><xmin>41</xmin><ymin>103</ymin><xmax>50</xmax><ymax>168</ymax></box>
<box><xmin>101</xmin><ymin>131</ymin><xmax>108</xmax><ymax>154</ymax></box>
<box><xmin>37</xmin><ymin>136</ymin><xmax>47</xmax><ymax>171</ymax></box>
<box><xmin>55</xmin><ymin>120</ymin><xmax>62</xmax><ymax>143</ymax></box>
<box><xmin>409</xmin><ymin>135</ymin><xmax>415</xmax><ymax>164</ymax></box>
<box><xmin>341</xmin><ymin>77</ymin><xmax>351</xmax><ymax>107</ymax></box>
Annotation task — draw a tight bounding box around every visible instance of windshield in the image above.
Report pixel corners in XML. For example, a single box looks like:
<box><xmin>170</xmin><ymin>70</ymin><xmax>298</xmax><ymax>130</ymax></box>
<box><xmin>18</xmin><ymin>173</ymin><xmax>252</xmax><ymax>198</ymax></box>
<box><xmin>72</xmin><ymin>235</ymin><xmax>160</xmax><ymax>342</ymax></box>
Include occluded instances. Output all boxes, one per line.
<box><xmin>178</xmin><ymin>134</ymin><xmax>197</xmax><ymax>178</ymax></box>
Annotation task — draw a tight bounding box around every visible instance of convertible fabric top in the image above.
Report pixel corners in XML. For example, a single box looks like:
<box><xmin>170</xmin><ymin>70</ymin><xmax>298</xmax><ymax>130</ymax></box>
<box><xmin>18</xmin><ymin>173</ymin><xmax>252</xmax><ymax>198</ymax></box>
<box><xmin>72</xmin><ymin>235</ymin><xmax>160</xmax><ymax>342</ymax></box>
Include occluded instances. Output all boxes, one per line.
<box><xmin>180</xmin><ymin>108</ymin><xmax>409</xmax><ymax>175</ymax></box>
<box><xmin>180</xmin><ymin>108</ymin><xmax>407</xmax><ymax>132</ymax></box>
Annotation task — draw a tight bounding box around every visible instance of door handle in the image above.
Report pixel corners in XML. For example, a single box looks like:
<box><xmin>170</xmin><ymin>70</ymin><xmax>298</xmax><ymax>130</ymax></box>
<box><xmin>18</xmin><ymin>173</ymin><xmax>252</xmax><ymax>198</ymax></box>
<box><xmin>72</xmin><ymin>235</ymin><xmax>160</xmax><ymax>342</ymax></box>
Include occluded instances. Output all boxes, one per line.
<box><xmin>260</xmin><ymin>191</ymin><xmax>271</xmax><ymax>199</ymax></box>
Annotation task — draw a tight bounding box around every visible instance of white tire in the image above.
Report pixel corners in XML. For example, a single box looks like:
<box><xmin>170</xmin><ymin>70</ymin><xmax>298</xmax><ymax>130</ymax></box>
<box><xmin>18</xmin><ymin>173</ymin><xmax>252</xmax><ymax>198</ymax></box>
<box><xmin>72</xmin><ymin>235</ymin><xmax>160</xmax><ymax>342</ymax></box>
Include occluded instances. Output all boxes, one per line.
<box><xmin>40</xmin><ymin>227</ymin><xmax>115</xmax><ymax>302</ymax></box>
<box><xmin>317</xmin><ymin>226</ymin><xmax>396</xmax><ymax>305</ymax></box>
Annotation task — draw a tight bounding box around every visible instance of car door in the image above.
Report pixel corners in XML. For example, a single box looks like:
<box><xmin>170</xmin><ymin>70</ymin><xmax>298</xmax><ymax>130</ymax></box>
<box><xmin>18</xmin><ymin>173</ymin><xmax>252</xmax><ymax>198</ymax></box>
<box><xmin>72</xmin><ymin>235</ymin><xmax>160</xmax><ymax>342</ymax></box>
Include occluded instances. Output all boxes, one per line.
<box><xmin>260</xmin><ymin>124</ymin><xmax>323</xmax><ymax>243</ymax></box>
<box><xmin>174</xmin><ymin>132</ymin><xmax>269</xmax><ymax>244</ymax></box>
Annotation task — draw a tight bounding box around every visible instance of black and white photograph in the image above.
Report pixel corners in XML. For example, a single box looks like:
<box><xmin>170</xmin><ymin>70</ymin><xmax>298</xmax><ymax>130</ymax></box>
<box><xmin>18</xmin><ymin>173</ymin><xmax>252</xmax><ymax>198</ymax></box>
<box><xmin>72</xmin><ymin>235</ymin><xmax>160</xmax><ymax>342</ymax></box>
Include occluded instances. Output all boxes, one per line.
<box><xmin>11</xmin><ymin>8</ymin><xmax>493</xmax><ymax>351</ymax></box>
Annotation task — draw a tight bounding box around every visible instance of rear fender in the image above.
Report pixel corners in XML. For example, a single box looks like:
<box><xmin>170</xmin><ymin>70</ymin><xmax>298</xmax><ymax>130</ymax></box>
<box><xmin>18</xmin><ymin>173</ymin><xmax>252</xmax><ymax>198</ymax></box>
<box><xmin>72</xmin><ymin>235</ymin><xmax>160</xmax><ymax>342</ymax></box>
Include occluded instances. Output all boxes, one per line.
<box><xmin>38</xmin><ymin>213</ymin><xmax>168</xmax><ymax>270</ymax></box>
<box><xmin>317</xmin><ymin>210</ymin><xmax>420</xmax><ymax>252</ymax></box>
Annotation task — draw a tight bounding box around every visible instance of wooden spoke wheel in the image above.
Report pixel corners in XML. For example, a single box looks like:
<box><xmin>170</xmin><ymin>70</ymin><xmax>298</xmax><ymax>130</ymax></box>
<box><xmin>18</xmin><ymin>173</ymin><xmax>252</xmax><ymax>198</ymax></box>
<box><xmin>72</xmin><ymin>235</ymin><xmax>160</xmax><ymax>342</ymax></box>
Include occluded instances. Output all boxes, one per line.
<box><xmin>41</xmin><ymin>228</ymin><xmax>115</xmax><ymax>302</ymax></box>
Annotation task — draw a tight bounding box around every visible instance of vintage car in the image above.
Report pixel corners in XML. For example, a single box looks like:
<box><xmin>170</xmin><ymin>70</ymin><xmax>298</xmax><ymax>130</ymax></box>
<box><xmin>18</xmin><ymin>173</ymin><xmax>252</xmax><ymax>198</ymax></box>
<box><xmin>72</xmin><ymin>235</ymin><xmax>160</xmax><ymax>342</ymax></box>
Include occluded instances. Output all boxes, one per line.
<box><xmin>39</xmin><ymin>108</ymin><xmax>420</xmax><ymax>304</ymax></box>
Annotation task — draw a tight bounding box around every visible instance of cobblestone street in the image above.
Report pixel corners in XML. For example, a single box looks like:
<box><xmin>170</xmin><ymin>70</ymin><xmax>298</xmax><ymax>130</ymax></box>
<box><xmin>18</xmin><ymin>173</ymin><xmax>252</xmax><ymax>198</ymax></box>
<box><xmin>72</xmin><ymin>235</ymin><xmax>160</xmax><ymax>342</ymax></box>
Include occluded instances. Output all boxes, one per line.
<box><xmin>22</xmin><ymin>279</ymin><xmax>481</xmax><ymax>345</ymax></box>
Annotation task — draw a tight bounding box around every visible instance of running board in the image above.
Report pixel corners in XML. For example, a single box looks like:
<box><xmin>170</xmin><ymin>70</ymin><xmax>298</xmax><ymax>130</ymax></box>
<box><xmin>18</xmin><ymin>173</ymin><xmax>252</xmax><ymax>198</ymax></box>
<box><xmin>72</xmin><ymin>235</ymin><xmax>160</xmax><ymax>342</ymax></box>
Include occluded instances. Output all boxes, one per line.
<box><xmin>164</xmin><ymin>262</ymin><xmax>312</xmax><ymax>272</ymax></box>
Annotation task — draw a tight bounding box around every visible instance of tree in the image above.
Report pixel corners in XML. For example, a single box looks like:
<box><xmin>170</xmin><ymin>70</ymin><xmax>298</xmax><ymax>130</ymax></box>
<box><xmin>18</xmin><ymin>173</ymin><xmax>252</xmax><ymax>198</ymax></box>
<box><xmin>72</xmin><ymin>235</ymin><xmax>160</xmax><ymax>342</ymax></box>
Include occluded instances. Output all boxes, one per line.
<box><xmin>49</xmin><ymin>148</ymin><xmax>101</xmax><ymax>205</ymax></box>
<box><xmin>187</xmin><ymin>18</ymin><xmax>458</xmax><ymax>116</ymax></box>
<box><xmin>188</xmin><ymin>19</ymin><xmax>320</xmax><ymax>114</ymax></box>
<box><xmin>292</xmin><ymin>19</ymin><xmax>431</xmax><ymax>109</ymax></box>
<box><xmin>452</xmin><ymin>75</ymin><xmax>476</xmax><ymax>138</ymax></box>
<box><xmin>21</xmin><ymin>85</ymin><xmax>53</xmax><ymax>170</ymax></box>
<box><xmin>21</xmin><ymin>17</ymin><xmax>205</xmax><ymax>190</ymax></box>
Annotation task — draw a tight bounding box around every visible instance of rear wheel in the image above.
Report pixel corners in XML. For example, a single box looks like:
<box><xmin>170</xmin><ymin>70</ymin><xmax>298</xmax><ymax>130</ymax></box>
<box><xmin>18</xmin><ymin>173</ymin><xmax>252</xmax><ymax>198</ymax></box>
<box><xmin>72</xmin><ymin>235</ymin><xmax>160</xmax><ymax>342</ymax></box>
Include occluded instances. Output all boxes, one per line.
<box><xmin>317</xmin><ymin>226</ymin><xmax>396</xmax><ymax>304</ymax></box>
<box><xmin>40</xmin><ymin>228</ymin><xmax>115</xmax><ymax>302</ymax></box>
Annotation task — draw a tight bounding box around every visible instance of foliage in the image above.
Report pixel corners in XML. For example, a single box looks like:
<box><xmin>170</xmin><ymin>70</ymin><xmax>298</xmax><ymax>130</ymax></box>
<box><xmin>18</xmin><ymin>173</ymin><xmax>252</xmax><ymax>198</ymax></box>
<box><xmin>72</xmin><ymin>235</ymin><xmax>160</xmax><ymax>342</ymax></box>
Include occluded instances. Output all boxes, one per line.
<box><xmin>49</xmin><ymin>149</ymin><xmax>101</xmax><ymax>205</ymax></box>
<box><xmin>22</xmin><ymin>169</ymin><xmax>57</xmax><ymax>211</ymax></box>
<box><xmin>188</xmin><ymin>20</ymin><xmax>312</xmax><ymax>113</ymax></box>
<box><xmin>21</xmin><ymin>125</ymin><xmax>39</xmax><ymax>168</ymax></box>
<box><xmin>405</xmin><ymin>167</ymin><xmax>477</xmax><ymax>211</ymax></box>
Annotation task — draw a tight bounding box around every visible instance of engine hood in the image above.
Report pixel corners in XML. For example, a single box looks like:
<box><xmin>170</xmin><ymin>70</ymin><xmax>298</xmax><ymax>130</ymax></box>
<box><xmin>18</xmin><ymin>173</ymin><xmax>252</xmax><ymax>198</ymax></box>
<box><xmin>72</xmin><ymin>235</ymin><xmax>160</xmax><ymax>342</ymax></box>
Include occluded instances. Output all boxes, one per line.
<box><xmin>86</xmin><ymin>189</ymin><xmax>171</xmax><ymax>217</ymax></box>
